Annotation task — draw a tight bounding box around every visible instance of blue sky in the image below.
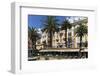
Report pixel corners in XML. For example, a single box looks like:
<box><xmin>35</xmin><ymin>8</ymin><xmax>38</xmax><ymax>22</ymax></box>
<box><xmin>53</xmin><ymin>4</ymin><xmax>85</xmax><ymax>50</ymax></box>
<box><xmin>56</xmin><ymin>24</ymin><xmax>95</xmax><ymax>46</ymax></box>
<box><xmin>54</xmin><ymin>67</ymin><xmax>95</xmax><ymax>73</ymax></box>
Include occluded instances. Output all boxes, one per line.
<box><xmin>28</xmin><ymin>15</ymin><xmax>86</xmax><ymax>29</ymax></box>
<box><xmin>28</xmin><ymin>15</ymin><xmax>70</xmax><ymax>29</ymax></box>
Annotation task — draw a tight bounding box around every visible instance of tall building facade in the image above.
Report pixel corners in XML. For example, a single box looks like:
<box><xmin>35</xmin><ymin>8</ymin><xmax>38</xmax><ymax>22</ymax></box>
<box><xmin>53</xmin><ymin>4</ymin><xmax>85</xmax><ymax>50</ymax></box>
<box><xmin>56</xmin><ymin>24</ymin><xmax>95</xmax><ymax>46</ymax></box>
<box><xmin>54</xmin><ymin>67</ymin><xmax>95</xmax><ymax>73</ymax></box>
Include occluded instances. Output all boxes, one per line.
<box><xmin>36</xmin><ymin>18</ymin><xmax>88</xmax><ymax>50</ymax></box>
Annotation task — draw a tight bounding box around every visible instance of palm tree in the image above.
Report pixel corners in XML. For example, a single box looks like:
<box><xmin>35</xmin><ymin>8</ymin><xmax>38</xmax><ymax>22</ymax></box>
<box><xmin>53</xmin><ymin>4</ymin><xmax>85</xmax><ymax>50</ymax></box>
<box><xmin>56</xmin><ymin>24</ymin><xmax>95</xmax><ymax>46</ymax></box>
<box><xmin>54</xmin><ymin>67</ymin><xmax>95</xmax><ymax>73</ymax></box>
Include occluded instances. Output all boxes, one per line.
<box><xmin>42</xmin><ymin>16</ymin><xmax>59</xmax><ymax>48</ymax></box>
<box><xmin>61</xmin><ymin>19</ymin><xmax>72</xmax><ymax>48</ymax></box>
<box><xmin>75</xmin><ymin>23</ymin><xmax>87</xmax><ymax>57</ymax></box>
<box><xmin>28</xmin><ymin>26</ymin><xmax>40</xmax><ymax>50</ymax></box>
<box><xmin>28</xmin><ymin>26</ymin><xmax>31</xmax><ymax>38</ymax></box>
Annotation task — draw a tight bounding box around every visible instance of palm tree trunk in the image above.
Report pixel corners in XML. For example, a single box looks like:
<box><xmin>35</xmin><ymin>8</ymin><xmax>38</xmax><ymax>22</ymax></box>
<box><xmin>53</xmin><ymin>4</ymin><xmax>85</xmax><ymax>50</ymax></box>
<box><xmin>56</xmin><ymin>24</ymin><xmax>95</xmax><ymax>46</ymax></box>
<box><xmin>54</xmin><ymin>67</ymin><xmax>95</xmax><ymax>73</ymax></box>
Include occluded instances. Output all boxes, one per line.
<box><xmin>34</xmin><ymin>38</ymin><xmax>36</xmax><ymax>49</ymax></box>
<box><xmin>79</xmin><ymin>36</ymin><xmax>82</xmax><ymax>58</ymax></box>
<box><xmin>73</xmin><ymin>26</ymin><xmax>76</xmax><ymax>48</ymax></box>
<box><xmin>65</xmin><ymin>29</ymin><xmax>67</xmax><ymax>48</ymax></box>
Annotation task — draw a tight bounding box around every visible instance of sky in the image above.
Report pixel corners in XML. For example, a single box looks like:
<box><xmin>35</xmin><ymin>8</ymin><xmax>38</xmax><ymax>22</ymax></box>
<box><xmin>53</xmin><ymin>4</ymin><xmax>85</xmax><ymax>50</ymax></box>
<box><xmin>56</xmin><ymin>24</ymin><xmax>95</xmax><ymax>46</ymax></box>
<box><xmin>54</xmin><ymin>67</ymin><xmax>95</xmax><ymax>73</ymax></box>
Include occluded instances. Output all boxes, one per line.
<box><xmin>28</xmin><ymin>15</ymin><xmax>86</xmax><ymax>31</ymax></box>
<box><xmin>28</xmin><ymin>15</ymin><xmax>71</xmax><ymax>29</ymax></box>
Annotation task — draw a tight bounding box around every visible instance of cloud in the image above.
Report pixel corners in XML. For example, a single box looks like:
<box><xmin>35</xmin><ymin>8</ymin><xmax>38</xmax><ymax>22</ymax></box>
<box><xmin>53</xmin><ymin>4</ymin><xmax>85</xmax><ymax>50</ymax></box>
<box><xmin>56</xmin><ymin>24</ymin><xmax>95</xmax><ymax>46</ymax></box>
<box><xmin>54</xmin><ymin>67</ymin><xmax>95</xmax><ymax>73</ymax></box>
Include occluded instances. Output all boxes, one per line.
<box><xmin>66</xmin><ymin>16</ymin><xmax>86</xmax><ymax>23</ymax></box>
<box><xmin>37</xmin><ymin>28</ymin><xmax>42</xmax><ymax>34</ymax></box>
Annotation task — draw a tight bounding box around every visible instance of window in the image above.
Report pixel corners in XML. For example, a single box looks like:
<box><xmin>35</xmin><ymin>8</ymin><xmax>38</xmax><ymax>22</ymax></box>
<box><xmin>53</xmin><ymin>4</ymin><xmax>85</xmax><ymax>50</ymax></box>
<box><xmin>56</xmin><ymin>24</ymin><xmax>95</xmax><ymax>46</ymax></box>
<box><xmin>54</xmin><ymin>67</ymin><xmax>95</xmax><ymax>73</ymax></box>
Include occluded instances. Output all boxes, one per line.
<box><xmin>68</xmin><ymin>32</ymin><xmax>71</xmax><ymax>36</ymax></box>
